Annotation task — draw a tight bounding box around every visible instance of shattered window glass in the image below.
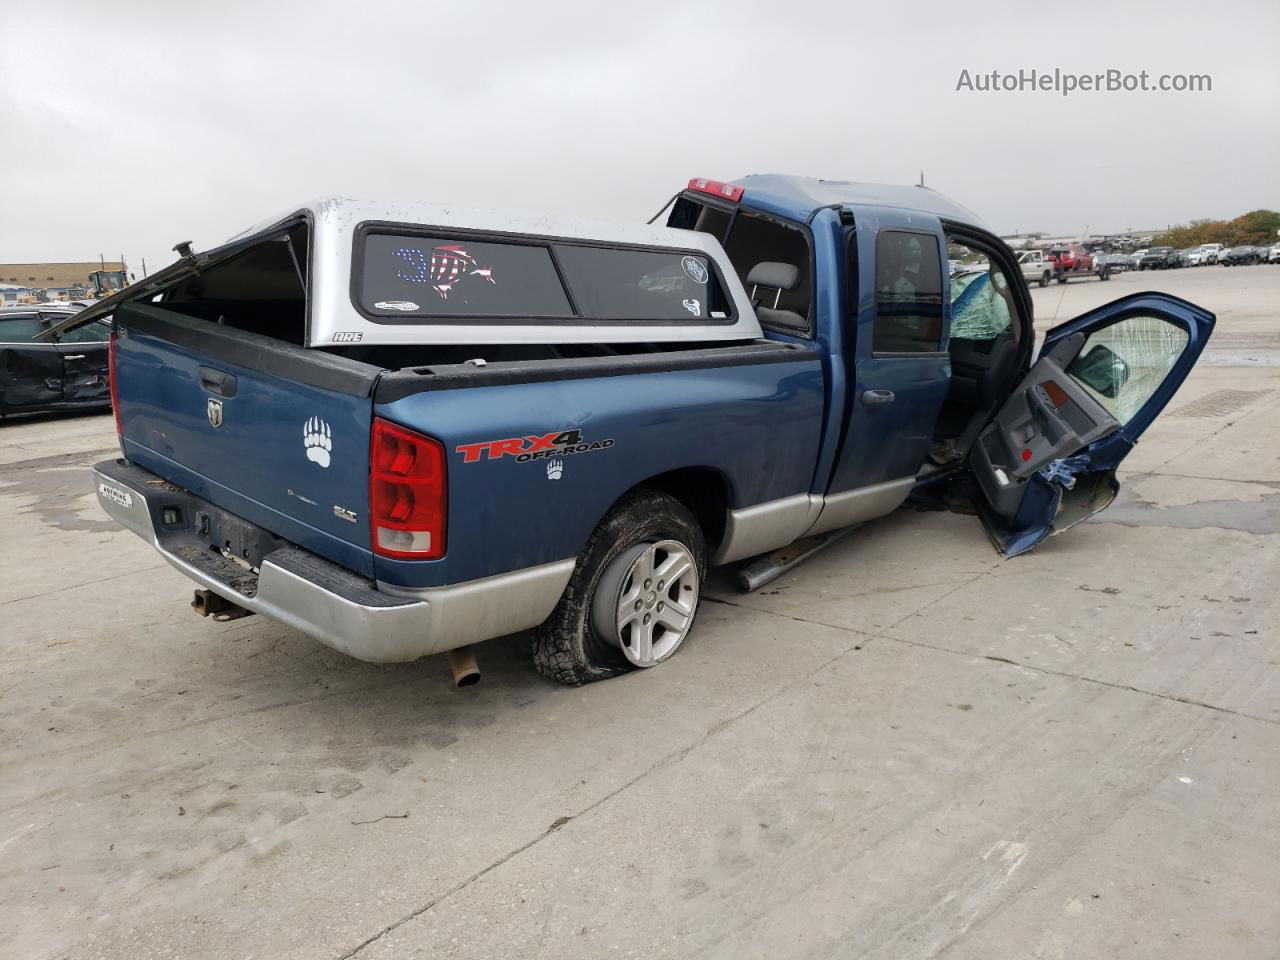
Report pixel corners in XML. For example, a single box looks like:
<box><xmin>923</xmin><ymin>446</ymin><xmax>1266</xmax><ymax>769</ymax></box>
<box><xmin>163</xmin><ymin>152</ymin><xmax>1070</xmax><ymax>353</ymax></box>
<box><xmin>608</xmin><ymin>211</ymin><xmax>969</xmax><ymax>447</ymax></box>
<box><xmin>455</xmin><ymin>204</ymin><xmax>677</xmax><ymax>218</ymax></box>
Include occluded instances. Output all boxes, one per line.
<box><xmin>1067</xmin><ymin>314</ymin><xmax>1189</xmax><ymax>423</ymax></box>
<box><xmin>949</xmin><ymin>269</ymin><xmax>1013</xmax><ymax>340</ymax></box>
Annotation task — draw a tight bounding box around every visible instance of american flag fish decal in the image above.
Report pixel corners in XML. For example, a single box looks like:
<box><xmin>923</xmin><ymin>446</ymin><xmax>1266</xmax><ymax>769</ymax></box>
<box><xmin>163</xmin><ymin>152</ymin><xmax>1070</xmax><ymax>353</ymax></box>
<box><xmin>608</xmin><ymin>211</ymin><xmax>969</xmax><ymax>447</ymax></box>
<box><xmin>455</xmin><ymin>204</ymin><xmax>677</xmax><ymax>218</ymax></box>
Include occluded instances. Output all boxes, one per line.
<box><xmin>394</xmin><ymin>245</ymin><xmax>496</xmax><ymax>300</ymax></box>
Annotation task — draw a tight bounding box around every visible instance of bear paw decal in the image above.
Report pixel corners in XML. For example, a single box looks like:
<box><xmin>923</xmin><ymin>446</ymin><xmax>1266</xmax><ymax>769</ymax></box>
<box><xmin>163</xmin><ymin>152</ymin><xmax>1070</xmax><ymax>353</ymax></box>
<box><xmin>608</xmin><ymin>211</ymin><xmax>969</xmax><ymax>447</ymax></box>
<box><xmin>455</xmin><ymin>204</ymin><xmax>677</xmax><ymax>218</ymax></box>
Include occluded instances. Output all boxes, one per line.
<box><xmin>304</xmin><ymin>417</ymin><xmax>332</xmax><ymax>468</ymax></box>
<box><xmin>545</xmin><ymin>458</ymin><xmax>564</xmax><ymax>480</ymax></box>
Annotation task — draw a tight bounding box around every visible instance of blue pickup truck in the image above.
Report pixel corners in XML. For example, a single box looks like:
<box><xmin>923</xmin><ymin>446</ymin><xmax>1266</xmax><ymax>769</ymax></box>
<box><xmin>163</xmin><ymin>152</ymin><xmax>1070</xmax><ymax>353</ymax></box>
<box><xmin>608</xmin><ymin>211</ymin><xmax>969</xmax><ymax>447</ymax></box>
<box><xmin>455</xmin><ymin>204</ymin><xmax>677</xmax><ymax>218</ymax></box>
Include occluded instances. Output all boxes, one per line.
<box><xmin>49</xmin><ymin>176</ymin><xmax>1213</xmax><ymax>685</ymax></box>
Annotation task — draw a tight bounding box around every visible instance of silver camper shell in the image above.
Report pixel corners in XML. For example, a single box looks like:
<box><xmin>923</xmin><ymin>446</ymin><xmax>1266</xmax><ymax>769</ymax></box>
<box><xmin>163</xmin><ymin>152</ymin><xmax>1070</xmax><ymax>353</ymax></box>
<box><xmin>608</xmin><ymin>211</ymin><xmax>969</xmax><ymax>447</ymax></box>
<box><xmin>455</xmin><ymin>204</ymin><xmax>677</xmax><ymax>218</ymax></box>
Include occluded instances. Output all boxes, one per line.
<box><xmin>46</xmin><ymin>198</ymin><xmax>764</xmax><ymax>347</ymax></box>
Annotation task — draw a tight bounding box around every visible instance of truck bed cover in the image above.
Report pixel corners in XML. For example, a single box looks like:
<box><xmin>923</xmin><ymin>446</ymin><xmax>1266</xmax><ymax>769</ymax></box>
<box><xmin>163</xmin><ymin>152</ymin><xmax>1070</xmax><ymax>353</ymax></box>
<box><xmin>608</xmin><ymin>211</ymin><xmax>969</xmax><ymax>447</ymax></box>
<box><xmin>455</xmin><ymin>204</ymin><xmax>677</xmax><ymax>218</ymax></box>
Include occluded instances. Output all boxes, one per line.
<box><xmin>45</xmin><ymin>198</ymin><xmax>764</xmax><ymax>348</ymax></box>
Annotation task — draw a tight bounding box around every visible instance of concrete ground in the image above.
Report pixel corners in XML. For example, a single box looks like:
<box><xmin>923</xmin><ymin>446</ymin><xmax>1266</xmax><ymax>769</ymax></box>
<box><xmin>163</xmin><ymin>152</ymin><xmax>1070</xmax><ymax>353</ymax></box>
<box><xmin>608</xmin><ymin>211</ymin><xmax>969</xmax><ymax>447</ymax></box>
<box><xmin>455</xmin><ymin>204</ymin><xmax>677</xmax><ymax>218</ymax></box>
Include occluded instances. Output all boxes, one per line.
<box><xmin>2</xmin><ymin>265</ymin><xmax>1277</xmax><ymax>959</ymax></box>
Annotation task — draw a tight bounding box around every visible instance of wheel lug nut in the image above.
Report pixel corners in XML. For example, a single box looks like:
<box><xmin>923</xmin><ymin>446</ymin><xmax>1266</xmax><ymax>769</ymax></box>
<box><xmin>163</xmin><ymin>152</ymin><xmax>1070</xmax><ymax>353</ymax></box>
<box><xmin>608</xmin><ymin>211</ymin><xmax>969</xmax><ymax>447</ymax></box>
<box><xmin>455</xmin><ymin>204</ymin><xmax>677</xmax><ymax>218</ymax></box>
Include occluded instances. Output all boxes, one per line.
<box><xmin>657</xmin><ymin>602</ymin><xmax>665</xmax><ymax>611</ymax></box>
<box><xmin>643</xmin><ymin>613</ymin><xmax>652</xmax><ymax>624</ymax></box>
<box><xmin>657</xmin><ymin>580</ymin><xmax>665</xmax><ymax>590</ymax></box>
<box><xmin>644</xmin><ymin>579</ymin><xmax>652</xmax><ymax>589</ymax></box>
<box><xmin>634</xmin><ymin>599</ymin><xmax>642</xmax><ymax>610</ymax></box>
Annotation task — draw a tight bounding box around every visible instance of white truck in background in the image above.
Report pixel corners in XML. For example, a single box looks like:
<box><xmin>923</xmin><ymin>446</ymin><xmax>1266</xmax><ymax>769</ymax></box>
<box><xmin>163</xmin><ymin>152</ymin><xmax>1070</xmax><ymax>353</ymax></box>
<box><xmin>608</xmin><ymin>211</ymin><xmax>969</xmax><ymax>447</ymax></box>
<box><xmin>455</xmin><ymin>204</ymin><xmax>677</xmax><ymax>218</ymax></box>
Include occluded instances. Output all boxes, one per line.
<box><xmin>1017</xmin><ymin>249</ymin><xmax>1054</xmax><ymax>288</ymax></box>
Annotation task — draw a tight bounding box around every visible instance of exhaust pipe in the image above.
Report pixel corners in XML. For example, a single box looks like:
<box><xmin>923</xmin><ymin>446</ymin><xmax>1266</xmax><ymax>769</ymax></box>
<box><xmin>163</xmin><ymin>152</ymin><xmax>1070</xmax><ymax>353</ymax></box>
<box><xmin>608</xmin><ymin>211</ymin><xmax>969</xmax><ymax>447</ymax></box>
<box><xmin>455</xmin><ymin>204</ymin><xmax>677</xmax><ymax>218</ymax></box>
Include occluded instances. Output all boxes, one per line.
<box><xmin>191</xmin><ymin>588</ymin><xmax>254</xmax><ymax>621</ymax></box>
<box><xmin>448</xmin><ymin>646</ymin><xmax>481</xmax><ymax>687</ymax></box>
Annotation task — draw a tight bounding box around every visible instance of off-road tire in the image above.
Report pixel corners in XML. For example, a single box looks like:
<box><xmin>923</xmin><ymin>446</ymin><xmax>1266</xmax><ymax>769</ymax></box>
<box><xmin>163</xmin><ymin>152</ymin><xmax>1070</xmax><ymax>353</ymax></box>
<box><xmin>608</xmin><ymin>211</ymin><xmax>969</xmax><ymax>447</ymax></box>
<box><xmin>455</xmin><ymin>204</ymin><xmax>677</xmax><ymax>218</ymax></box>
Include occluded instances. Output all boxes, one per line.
<box><xmin>532</xmin><ymin>488</ymin><xmax>707</xmax><ymax>686</ymax></box>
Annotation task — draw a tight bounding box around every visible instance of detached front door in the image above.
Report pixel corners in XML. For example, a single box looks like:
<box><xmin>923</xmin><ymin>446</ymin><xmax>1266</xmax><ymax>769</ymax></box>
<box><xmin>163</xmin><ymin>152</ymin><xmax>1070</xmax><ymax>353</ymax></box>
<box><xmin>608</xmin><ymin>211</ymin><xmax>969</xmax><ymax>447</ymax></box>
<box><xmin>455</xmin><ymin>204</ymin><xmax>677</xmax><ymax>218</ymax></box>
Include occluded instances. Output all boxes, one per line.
<box><xmin>968</xmin><ymin>292</ymin><xmax>1215</xmax><ymax>556</ymax></box>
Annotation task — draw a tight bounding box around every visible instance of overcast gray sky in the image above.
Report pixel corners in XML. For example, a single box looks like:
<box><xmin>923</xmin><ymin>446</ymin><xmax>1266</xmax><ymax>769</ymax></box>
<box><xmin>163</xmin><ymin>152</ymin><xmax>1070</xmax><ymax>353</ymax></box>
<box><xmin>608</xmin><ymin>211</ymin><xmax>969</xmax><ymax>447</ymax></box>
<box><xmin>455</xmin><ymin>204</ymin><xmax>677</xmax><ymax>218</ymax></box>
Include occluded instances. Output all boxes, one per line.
<box><xmin>2</xmin><ymin>0</ymin><xmax>1277</xmax><ymax>277</ymax></box>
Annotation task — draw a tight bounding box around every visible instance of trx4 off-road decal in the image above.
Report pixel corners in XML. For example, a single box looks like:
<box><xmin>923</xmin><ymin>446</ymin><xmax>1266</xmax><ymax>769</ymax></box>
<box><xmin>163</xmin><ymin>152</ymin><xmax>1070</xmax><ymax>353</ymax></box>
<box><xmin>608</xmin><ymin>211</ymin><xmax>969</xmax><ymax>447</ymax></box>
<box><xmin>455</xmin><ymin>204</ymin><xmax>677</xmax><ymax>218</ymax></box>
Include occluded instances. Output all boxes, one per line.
<box><xmin>455</xmin><ymin>429</ymin><xmax>615</xmax><ymax>465</ymax></box>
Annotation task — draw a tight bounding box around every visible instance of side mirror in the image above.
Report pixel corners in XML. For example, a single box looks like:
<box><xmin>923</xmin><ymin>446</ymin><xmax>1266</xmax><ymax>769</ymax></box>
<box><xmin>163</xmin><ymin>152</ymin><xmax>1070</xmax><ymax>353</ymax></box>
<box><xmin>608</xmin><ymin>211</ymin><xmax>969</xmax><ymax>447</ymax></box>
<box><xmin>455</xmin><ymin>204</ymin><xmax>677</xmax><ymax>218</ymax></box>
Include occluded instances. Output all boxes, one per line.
<box><xmin>1068</xmin><ymin>343</ymin><xmax>1131</xmax><ymax>398</ymax></box>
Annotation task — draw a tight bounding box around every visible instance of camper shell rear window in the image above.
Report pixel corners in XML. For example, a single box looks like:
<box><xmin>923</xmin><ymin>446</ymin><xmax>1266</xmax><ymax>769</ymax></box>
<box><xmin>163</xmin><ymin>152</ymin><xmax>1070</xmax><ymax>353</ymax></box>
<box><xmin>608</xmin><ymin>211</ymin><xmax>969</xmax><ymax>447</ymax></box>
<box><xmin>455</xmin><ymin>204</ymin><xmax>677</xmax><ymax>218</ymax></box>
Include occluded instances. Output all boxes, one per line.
<box><xmin>354</xmin><ymin>225</ymin><xmax>735</xmax><ymax>325</ymax></box>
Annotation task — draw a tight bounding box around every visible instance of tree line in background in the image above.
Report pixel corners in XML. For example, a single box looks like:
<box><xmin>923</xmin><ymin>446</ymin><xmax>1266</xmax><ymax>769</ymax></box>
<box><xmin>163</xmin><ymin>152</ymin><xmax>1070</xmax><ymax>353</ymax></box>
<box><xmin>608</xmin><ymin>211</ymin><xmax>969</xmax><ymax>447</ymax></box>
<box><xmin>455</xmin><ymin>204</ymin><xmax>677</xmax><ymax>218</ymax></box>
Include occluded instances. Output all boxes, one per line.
<box><xmin>1156</xmin><ymin>210</ymin><xmax>1280</xmax><ymax>248</ymax></box>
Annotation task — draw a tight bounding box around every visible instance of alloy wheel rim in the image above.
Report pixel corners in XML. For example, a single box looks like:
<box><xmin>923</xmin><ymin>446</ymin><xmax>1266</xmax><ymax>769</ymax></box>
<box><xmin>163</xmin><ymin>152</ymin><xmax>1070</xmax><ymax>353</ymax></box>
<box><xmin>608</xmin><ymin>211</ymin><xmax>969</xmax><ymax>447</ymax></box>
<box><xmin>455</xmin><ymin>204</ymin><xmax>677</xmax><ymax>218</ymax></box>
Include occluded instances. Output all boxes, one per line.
<box><xmin>597</xmin><ymin>539</ymin><xmax>699</xmax><ymax>667</ymax></box>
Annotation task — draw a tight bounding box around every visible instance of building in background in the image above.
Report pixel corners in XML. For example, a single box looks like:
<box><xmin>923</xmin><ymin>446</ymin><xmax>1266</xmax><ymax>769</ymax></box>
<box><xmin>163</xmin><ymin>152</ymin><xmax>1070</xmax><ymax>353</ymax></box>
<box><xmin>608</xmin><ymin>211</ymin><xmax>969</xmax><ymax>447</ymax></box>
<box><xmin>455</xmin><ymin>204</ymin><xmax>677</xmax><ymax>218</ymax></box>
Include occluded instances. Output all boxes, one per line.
<box><xmin>0</xmin><ymin>261</ymin><xmax>128</xmax><ymax>304</ymax></box>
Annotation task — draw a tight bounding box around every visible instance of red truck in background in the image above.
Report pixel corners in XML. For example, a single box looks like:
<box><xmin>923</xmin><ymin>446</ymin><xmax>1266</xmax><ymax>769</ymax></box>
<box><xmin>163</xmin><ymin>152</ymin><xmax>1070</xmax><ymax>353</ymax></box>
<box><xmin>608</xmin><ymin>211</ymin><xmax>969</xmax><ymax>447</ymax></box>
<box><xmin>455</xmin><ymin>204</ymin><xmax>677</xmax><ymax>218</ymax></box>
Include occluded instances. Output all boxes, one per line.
<box><xmin>1045</xmin><ymin>243</ymin><xmax>1111</xmax><ymax>284</ymax></box>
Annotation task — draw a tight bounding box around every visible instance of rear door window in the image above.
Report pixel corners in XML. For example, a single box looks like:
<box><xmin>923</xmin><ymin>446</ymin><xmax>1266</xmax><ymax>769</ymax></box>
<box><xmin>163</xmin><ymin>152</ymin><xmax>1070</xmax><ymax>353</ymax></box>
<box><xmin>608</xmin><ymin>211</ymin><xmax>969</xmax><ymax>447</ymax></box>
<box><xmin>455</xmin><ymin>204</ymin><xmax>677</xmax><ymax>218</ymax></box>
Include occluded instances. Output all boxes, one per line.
<box><xmin>0</xmin><ymin>315</ymin><xmax>43</xmax><ymax>342</ymax></box>
<box><xmin>873</xmin><ymin>230</ymin><xmax>944</xmax><ymax>353</ymax></box>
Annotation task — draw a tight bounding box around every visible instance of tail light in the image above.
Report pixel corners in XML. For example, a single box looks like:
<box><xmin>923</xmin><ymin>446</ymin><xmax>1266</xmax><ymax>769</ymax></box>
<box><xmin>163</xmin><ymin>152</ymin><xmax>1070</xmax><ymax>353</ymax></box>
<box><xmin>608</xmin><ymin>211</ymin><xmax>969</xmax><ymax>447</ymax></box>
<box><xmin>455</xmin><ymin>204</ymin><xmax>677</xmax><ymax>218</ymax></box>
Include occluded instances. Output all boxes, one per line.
<box><xmin>108</xmin><ymin>328</ymin><xmax>122</xmax><ymax>435</ymax></box>
<box><xmin>369</xmin><ymin>418</ymin><xmax>446</xmax><ymax>559</ymax></box>
<box><xmin>687</xmin><ymin>177</ymin><xmax>745</xmax><ymax>203</ymax></box>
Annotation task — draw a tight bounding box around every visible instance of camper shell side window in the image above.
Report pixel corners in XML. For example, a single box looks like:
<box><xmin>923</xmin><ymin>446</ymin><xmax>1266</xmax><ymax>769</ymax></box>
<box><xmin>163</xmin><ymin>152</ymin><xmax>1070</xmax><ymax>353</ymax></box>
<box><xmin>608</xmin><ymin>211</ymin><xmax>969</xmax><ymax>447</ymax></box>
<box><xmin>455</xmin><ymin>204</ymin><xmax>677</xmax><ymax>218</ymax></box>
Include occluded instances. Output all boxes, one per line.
<box><xmin>351</xmin><ymin>225</ymin><xmax>736</xmax><ymax>327</ymax></box>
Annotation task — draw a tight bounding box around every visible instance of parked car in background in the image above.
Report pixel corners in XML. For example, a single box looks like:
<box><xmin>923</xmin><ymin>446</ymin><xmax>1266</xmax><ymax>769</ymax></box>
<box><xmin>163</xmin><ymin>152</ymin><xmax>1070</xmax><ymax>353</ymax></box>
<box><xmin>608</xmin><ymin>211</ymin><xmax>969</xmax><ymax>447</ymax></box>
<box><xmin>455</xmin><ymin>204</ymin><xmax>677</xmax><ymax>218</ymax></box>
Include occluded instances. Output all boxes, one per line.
<box><xmin>1183</xmin><ymin>247</ymin><xmax>1204</xmax><ymax>266</ymax></box>
<box><xmin>51</xmin><ymin>178</ymin><xmax>1214</xmax><ymax>683</ymax></box>
<box><xmin>1198</xmin><ymin>243</ymin><xmax>1225</xmax><ymax>264</ymax></box>
<box><xmin>1268</xmin><ymin>244</ymin><xmax>1280</xmax><ymax>264</ymax></box>
<box><xmin>1100</xmin><ymin>253</ymin><xmax>1135</xmax><ymax>273</ymax></box>
<box><xmin>1048</xmin><ymin>244</ymin><xmax>1093</xmax><ymax>273</ymax></box>
<box><xmin>1046</xmin><ymin>243</ymin><xmax>1109</xmax><ymax>283</ymax></box>
<box><xmin>1140</xmin><ymin>246</ymin><xmax>1178</xmax><ymax>270</ymax></box>
<box><xmin>1017</xmin><ymin>249</ymin><xmax>1055</xmax><ymax>287</ymax></box>
<box><xmin>1221</xmin><ymin>245</ymin><xmax>1265</xmax><ymax>266</ymax></box>
<box><xmin>1</xmin><ymin>305</ymin><xmax>111</xmax><ymax>418</ymax></box>
<box><xmin>1132</xmin><ymin>248</ymin><xmax>1149</xmax><ymax>269</ymax></box>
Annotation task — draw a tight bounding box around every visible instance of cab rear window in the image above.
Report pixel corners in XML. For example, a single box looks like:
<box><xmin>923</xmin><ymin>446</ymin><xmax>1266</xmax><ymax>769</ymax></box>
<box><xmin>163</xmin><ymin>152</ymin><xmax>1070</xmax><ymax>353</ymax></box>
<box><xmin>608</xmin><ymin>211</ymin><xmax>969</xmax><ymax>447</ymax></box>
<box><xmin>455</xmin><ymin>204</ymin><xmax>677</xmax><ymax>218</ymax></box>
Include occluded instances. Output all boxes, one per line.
<box><xmin>356</xmin><ymin>230</ymin><xmax>733</xmax><ymax>324</ymax></box>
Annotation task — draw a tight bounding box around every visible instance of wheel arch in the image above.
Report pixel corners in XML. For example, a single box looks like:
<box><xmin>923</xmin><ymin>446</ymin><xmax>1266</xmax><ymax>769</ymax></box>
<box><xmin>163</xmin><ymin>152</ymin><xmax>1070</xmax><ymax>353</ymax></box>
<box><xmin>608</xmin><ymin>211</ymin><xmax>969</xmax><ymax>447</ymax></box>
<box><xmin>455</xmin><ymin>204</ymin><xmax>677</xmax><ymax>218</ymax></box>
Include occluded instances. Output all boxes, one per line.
<box><xmin>612</xmin><ymin>466</ymin><xmax>731</xmax><ymax>557</ymax></box>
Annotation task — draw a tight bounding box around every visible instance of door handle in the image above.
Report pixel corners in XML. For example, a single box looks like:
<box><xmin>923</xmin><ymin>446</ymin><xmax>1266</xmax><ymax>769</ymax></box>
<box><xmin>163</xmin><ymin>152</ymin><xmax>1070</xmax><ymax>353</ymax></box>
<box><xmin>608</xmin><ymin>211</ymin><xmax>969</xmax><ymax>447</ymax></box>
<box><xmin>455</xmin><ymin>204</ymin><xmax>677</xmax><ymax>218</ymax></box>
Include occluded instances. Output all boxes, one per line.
<box><xmin>199</xmin><ymin>366</ymin><xmax>238</xmax><ymax>398</ymax></box>
<box><xmin>62</xmin><ymin>354</ymin><xmax>85</xmax><ymax>360</ymax></box>
<box><xmin>862</xmin><ymin>389</ymin><xmax>896</xmax><ymax>408</ymax></box>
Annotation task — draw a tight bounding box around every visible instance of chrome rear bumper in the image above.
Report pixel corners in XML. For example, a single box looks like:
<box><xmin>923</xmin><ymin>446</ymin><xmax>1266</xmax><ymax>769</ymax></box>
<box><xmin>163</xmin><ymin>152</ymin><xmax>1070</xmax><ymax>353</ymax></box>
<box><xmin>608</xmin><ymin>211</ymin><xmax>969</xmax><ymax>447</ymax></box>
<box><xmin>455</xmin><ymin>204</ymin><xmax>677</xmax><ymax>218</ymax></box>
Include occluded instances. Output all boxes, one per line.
<box><xmin>94</xmin><ymin>459</ymin><xmax>573</xmax><ymax>663</ymax></box>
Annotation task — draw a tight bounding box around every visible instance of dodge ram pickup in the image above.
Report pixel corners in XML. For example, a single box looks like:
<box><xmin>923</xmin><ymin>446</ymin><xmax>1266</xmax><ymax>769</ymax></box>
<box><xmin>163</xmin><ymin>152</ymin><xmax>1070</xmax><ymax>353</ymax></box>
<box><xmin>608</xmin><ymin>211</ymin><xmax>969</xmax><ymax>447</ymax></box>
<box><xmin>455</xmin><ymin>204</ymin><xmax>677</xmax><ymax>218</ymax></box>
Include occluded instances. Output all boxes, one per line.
<box><xmin>48</xmin><ymin>176</ymin><xmax>1214</xmax><ymax>685</ymax></box>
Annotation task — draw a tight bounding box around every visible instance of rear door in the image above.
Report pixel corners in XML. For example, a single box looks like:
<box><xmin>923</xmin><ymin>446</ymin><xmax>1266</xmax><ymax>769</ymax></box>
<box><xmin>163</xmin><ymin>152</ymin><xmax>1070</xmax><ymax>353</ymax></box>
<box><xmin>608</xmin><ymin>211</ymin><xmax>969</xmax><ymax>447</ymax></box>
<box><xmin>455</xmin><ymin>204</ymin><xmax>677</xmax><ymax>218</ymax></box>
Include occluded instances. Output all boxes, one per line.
<box><xmin>826</xmin><ymin>211</ymin><xmax>951</xmax><ymax>493</ymax></box>
<box><xmin>0</xmin><ymin>313</ymin><xmax>63</xmax><ymax>410</ymax></box>
<box><xmin>49</xmin><ymin>316</ymin><xmax>110</xmax><ymax>403</ymax></box>
<box><xmin>968</xmin><ymin>292</ymin><xmax>1214</xmax><ymax>556</ymax></box>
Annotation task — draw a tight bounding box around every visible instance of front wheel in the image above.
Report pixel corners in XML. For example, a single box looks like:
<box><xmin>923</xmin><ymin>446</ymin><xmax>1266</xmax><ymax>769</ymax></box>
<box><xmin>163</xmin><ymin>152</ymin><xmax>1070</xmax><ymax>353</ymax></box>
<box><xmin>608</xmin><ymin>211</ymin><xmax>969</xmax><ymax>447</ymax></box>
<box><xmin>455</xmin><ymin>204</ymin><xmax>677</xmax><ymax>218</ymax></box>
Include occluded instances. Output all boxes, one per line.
<box><xmin>532</xmin><ymin>488</ymin><xmax>706</xmax><ymax>685</ymax></box>
<box><xmin>1039</xmin><ymin>271</ymin><xmax>1051</xmax><ymax>287</ymax></box>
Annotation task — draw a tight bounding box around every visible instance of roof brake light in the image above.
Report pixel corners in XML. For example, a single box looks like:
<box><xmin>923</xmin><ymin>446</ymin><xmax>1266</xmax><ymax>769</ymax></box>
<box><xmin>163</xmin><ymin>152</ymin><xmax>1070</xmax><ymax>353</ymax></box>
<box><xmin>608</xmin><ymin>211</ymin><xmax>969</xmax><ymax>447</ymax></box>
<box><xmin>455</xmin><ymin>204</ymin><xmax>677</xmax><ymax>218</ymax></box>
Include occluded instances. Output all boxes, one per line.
<box><xmin>687</xmin><ymin>178</ymin><xmax>744</xmax><ymax>203</ymax></box>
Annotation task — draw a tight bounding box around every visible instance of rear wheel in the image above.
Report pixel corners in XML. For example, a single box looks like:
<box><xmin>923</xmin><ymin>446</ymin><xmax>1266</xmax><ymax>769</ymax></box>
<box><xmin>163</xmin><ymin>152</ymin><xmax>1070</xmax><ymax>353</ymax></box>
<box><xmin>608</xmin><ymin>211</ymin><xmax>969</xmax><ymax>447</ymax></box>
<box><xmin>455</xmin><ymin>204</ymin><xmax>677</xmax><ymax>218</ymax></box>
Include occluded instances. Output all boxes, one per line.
<box><xmin>1039</xmin><ymin>271</ymin><xmax>1051</xmax><ymax>287</ymax></box>
<box><xmin>532</xmin><ymin>488</ymin><xmax>706</xmax><ymax>685</ymax></box>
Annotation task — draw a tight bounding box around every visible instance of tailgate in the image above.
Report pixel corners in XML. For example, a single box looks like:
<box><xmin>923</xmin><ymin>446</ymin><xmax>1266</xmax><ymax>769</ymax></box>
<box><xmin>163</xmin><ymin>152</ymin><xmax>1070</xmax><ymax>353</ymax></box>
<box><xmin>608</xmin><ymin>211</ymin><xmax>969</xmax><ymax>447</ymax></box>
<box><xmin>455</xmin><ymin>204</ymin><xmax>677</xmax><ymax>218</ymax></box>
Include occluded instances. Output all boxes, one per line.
<box><xmin>113</xmin><ymin>303</ymin><xmax>379</xmax><ymax>576</ymax></box>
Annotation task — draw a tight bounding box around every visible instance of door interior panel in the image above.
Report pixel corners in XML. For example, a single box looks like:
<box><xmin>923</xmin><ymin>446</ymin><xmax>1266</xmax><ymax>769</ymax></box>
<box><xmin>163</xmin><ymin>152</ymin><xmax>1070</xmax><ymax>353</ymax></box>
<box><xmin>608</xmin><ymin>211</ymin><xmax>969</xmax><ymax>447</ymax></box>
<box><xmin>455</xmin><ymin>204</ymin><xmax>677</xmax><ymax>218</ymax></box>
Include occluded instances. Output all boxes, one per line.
<box><xmin>971</xmin><ymin>332</ymin><xmax>1119</xmax><ymax>520</ymax></box>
